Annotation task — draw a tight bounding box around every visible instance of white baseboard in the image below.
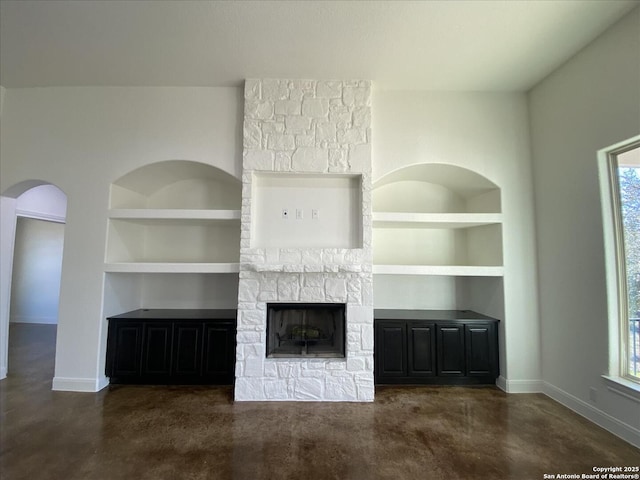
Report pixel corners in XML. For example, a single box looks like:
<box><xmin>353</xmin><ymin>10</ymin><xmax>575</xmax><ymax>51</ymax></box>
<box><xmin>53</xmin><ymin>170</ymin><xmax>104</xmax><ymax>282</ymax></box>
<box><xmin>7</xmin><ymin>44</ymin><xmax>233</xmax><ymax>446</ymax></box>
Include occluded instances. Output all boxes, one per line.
<box><xmin>52</xmin><ymin>376</ymin><xmax>109</xmax><ymax>392</ymax></box>
<box><xmin>0</xmin><ymin>366</ymin><xmax>6</xmax><ymax>380</ymax></box>
<box><xmin>96</xmin><ymin>375</ymin><xmax>110</xmax><ymax>391</ymax></box>
<box><xmin>542</xmin><ymin>381</ymin><xmax>640</xmax><ymax>448</ymax></box>
<box><xmin>496</xmin><ymin>375</ymin><xmax>543</xmax><ymax>393</ymax></box>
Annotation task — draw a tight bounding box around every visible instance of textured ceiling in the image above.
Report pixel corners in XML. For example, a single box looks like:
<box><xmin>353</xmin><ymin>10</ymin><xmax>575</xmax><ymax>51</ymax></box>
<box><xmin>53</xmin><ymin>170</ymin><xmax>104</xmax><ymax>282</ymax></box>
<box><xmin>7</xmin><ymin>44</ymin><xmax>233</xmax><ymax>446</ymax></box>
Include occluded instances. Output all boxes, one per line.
<box><xmin>0</xmin><ymin>0</ymin><xmax>637</xmax><ymax>91</ymax></box>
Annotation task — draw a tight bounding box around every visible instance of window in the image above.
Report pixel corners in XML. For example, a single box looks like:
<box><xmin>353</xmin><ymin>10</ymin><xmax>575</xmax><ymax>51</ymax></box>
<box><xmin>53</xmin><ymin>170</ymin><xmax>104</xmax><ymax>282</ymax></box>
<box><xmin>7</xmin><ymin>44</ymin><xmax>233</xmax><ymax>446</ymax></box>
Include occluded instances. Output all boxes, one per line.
<box><xmin>599</xmin><ymin>135</ymin><xmax>640</xmax><ymax>384</ymax></box>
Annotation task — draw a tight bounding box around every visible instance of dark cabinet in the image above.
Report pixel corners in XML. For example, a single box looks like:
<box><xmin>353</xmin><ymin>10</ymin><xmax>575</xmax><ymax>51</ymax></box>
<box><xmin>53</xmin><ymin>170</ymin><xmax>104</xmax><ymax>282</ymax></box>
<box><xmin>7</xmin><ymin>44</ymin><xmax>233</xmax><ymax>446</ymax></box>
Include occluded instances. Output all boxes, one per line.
<box><xmin>437</xmin><ymin>324</ymin><xmax>465</xmax><ymax>376</ymax></box>
<box><xmin>106</xmin><ymin>309</ymin><xmax>236</xmax><ymax>385</ymax></box>
<box><xmin>203</xmin><ymin>323</ymin><xmax>235</xmax><ymax>379</ymax></box>
<box><xmin>407</xmin><ymin>322</ymin><xmax>436</xmax><ymax>376</ymax></box>
<box><xmin>465</xmin><ymin>323</ymin><xmax>497</xmax><ymax>377</ymax></box>
<box><xmin>108</xmin><ymin>322</ymin><xmax>143</xmax><ymax>379</ymax></box>
<box><xmin>173</xmin><ymin>322</ymin><xmax>204</xmax><ymax>377</ymax></box>
<box><xmin>407</xmin><ymin>322</ymin><xmax>436</xmax><ymax>377</ymax></box>
<box><xmin>374</xmin><ymin>310</ymin><xmax>499</xmax><ymax>385</ymax></box>
<box><xmin>376</xmin><ymin>321</ymin><xmax>437</xmax><ymax>379</ymax></box>
<box><xmin>143</xmin><ymin>323</ymin><xmax>173</xmax><ymax>377</ymax></box>
<box><xmin>376</xmin><ymin>322</ymin><xmax>407</xmax><ymax>377</ymax></box>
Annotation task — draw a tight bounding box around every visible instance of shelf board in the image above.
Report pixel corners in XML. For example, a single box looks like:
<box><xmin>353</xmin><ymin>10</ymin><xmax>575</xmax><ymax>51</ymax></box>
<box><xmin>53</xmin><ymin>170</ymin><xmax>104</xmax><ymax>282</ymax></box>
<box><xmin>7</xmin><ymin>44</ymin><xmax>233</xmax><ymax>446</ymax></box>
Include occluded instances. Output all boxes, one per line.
<box><xmin>108</xmin><ymin>209</ymin><xmax>241</xmax><ymax>221</ymax></box>
<box><xmin>373</xmin><ymin>264</ymin><xmax>504</xmax><ymax>277</ymax></box>
<box><xmin>105</xmin><ymin>262</ymin><xmax>240</xmax><ymax>273</ymax></box>
<box><xmin>373</xmin><ymin>212</ymin><xmax>502</xmax><ymax>229</ymax></box>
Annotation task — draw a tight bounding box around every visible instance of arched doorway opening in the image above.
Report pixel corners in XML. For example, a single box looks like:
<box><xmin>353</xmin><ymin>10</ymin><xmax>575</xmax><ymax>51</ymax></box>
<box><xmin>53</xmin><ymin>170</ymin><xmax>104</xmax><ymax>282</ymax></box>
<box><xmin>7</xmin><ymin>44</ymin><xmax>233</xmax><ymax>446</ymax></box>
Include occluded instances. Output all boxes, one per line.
<box><xmin>0</xmin><ymin>181</ymin><xmax>67</xmax><ymax>382</ymax></box>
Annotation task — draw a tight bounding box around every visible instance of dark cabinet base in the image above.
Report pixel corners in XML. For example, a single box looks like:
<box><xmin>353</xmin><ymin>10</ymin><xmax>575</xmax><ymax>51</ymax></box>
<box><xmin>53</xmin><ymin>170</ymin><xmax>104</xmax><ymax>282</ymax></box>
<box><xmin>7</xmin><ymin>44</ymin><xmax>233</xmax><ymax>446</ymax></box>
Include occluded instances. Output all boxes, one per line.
<box><xmin>375</xmin><ymin>376</ymin><xmax>499</xmax><ymax>386</ymax></box>
<box><xmin>106</xmin><ymin>309</ymin><xmax>236</xmax><ymax>385</ymax></box>
<box><xmin>374</xmin><ymin>310</ymin><xmax>499</xmax><ymax>386</ymax></box>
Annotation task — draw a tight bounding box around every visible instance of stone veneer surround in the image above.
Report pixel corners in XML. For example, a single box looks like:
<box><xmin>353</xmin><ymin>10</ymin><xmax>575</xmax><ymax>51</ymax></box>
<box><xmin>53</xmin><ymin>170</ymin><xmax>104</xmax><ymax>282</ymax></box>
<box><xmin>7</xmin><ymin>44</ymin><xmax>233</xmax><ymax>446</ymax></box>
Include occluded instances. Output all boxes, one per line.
<box><xmin>235</xmin><ymin>79</ymin><xmax>374</xmax><ymax>401</ymax></box>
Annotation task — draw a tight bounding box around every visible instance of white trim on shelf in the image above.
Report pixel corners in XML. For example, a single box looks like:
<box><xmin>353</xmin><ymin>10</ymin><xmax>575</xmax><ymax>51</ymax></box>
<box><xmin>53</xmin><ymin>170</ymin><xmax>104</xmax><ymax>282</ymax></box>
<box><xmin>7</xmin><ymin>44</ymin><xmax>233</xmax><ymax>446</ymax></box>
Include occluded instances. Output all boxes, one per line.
<box><xmin>108</xmin><ymin>209</ymin><xmax>241</xmax><ymax>220</ymax></box>
<box><xmin>372</xmin><ymin>212</ymin><xmax>502</xmax><ymax>229</ymax></box>
<box><xmin>104</xmin><ymin>262</ymin><xmax>241</xmax><ymax>273</ymax></box>
<box><xmin>372</xmin><ymin>264</ymin><xmax>504</xmax><ymax>276</ymax></box>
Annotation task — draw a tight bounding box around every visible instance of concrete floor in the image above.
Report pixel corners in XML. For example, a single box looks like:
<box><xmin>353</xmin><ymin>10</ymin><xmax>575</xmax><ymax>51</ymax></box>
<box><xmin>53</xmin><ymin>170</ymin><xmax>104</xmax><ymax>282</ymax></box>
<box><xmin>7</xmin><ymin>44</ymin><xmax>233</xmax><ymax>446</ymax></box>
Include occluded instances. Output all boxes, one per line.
<box><xmin>1</xmin><ymin>324</ymin><xmax>638</xmax><ymax>480</ymax></box>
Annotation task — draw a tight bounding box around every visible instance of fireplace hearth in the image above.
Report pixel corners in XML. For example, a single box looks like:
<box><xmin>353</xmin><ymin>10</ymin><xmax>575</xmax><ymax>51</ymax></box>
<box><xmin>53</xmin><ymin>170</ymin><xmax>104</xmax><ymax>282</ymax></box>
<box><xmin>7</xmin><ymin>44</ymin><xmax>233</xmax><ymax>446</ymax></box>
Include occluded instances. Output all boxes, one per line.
<box><xmin>266</xmin><ymin>303</ymin><xmax>346</xmax><ymax>358</ymax></box>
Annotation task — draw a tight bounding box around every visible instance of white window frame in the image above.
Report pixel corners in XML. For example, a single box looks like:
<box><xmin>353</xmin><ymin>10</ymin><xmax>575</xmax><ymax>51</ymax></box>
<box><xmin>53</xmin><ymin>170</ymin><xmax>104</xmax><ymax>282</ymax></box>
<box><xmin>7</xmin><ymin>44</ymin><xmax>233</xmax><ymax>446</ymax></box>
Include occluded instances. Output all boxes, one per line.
<box><xmin>598</xmin><ymin>134</ymin><xmax>640</xmax><ymax>391</ymax></box>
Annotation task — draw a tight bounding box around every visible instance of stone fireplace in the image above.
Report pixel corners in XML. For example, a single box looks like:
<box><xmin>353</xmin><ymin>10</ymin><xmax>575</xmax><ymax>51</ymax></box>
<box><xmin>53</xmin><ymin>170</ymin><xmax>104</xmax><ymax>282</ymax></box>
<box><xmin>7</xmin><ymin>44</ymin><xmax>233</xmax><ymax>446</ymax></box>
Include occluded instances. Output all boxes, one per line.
<box><xmin>235</xmin><ymin>79</ymin><xmax>374</xmax><ymax>401</ymax></box>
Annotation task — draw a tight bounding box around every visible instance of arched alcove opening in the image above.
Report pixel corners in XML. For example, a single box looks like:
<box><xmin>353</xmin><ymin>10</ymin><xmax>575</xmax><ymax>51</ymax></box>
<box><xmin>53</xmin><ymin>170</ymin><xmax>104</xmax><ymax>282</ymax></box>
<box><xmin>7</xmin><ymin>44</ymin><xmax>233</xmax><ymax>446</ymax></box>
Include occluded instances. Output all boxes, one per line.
<box><xmin>372</xmin><ymin>162</ymin><xmax>504</xmax><ymax>326</ymax></box>
<box><xmin>103</xmin><ymin>160</ymin><xmax>242</xmax><ymax>322</ymax></box>
<box><xmin>373</xmin><ymin>163</ymin><xmax>501</xmax><ymax>214</ymax></box>
<box><xmin>110</xmin><ymin>160</ymin><xmax>241</xmax><ymax>210</ymax></box>
<box><xmin>0</xmin><ymin>181</ymin><xmax>67</xmax><ymax>382</ymax></box>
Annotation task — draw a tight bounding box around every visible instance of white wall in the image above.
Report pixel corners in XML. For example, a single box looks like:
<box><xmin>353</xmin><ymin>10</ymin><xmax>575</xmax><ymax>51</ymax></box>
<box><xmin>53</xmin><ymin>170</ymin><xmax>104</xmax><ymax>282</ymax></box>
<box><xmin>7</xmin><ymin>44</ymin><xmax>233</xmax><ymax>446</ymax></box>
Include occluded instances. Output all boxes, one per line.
<box><xmin>252</xmin><ymin>174</ymin><xmax>362</xmax><ymax>249</ymax></box>
<box><xmin>529</xmin><ymin>7</ymin><xmax>640</xmax><ymax>447</ymax></box>
<box><xmin>10</xmin><ymin>217</ymin><xmax>65</xmax><ymax>324</ymax></box>
<box><xmin>0</xmin><ymin>196</ymin><xmax>17</xmax><ymax>378</ymax></box>
<box><xmin>0</xmin><ymin>85</ymin><xmax>12</xmax><ymax>378</ymax></box>
<box><xmin>0</xmin><ymin>87</ymin><xmax>242</xmax><ymax>391</ymax></box>
<box><xmin>373</xmin><ymin>91</ymin><xmax>540</xmax><ymax>387</ymax></box>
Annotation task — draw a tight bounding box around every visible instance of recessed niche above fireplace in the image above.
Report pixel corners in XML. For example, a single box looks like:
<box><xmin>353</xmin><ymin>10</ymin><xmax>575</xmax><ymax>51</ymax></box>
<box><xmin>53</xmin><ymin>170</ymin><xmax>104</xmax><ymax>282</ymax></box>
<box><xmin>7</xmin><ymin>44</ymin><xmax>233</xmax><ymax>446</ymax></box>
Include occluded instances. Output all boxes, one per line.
<box><xmin>266</xmin><ymin>303</ymin><xmax>346</xmax><ymax>358</ymax></box>
<box><xmin>251</xmin><ymin>173</ymin><xmax>363</xmax><ymax>249</ymax></box>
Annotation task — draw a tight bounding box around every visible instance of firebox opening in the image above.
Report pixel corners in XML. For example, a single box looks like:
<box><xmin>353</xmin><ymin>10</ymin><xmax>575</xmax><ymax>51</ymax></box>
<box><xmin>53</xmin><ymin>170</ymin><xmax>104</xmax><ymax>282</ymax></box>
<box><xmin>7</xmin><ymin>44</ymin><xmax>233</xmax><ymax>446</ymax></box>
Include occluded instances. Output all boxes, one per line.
<box><xmin>266</xmin><ymin>303</ymin><xmax>346</xmax><ymax>358</ymax></box>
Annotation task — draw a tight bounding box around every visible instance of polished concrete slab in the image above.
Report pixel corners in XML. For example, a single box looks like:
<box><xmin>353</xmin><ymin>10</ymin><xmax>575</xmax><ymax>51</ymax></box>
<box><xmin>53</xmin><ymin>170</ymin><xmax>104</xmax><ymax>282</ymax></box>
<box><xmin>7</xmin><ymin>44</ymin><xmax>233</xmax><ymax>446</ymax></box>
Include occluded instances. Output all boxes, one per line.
<box><xmin>1</xmin><ymin>323</ymin><xmax>638</xmax><ymax>479</ymax></box>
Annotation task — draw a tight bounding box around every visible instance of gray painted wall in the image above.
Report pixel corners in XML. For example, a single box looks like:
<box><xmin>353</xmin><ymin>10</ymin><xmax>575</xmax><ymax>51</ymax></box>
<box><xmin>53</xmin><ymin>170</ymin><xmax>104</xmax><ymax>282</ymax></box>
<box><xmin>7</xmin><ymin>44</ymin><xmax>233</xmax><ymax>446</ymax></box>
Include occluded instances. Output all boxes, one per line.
<box><xmin>529</xmin><ymin>7</ymin><xmax>640</xmax><ymax>446</ymax></box>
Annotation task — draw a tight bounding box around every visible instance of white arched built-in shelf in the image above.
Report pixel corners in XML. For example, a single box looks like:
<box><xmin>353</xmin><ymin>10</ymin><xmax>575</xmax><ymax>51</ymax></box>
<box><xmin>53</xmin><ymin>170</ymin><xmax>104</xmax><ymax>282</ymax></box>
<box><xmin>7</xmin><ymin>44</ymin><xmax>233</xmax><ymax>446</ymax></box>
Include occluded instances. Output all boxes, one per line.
<box><xmin>105</xmin><ymin>161</ymin><xmax>242</xmax><ymax>273</ymax></box>
<box><xmin>103</xmin><ymin>161</ymin><xmax>242</xmax><ymax>314</ymax></box>
<box><xmin>372</xmin><ymin>163</ymin><xmax>503</xmax><ymax>277</ymax></box>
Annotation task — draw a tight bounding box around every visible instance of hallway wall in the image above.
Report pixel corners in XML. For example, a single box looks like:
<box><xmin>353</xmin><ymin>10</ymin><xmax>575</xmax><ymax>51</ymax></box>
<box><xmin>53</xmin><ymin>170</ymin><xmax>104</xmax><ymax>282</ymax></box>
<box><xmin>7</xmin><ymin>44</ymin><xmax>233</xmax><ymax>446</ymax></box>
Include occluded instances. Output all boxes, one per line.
<box><xmin>10</xmin><ymin>217</ymin><xmax>64</xmax><ymax>324</ymax></box>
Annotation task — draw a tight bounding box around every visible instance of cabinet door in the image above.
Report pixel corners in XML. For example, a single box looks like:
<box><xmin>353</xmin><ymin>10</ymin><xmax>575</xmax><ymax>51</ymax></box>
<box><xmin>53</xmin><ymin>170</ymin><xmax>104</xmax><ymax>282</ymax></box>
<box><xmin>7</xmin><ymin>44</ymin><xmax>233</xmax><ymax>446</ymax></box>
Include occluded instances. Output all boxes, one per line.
<box><xmin>109</xmin><ymin>321</ymin><xmax>143</xmax><ymax>378</ymax></box>
<box><xmin>173</xmin><ymin>322</ymin><xmax>204</xmax><ymax>377</ymax></box>
<box><xmin>141</xmin><ymin>323</ymin><xmax>173</xmax><ymax>376</ymax></box>
<box><xmin>203</xmin><ymin>322</ymin><xmax>235</xmax><ymax>382</ymax></box>
<box><xmin>407</xmin><ymin>322</ymin><xmax>435</xmax><ymax>376</ymax></box>
<box><xmin>465</xmin><ymin>323</ymin><xmax>497</xmax><ymax>377</ymax></box>
<box><xmin>375</xmin><ymin>321</ymin><xmax>407</xmax><ymax>378</ymax></box>
<box><xmin>436</xmin><ymin>324</ymin><xmax>465</xmax><ymax>376</ymax></box>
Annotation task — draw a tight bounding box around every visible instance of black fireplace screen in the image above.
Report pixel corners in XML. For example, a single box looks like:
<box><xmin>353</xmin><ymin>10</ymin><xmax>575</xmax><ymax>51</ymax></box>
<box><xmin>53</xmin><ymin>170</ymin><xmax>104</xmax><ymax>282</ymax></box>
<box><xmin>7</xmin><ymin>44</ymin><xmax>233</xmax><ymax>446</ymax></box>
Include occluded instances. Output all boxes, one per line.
<box><xmin>266</xmin><ymin>303</ymin><xmax>346</xmax><ymax>358</ymax></box>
